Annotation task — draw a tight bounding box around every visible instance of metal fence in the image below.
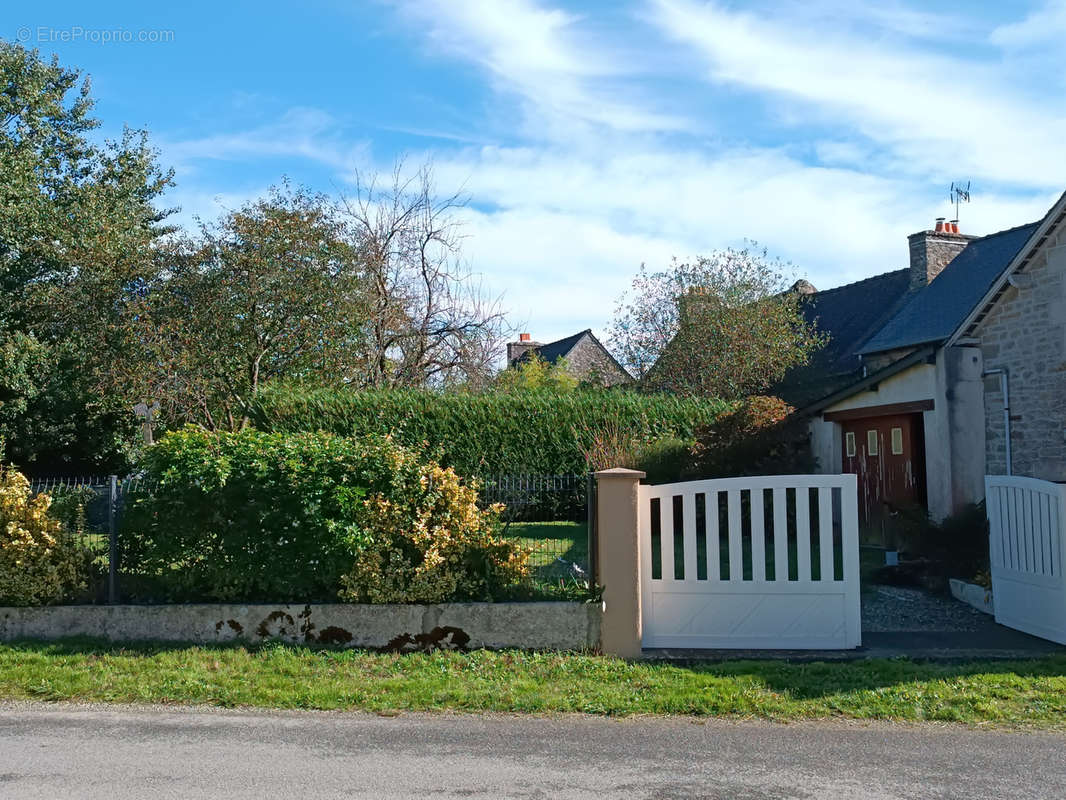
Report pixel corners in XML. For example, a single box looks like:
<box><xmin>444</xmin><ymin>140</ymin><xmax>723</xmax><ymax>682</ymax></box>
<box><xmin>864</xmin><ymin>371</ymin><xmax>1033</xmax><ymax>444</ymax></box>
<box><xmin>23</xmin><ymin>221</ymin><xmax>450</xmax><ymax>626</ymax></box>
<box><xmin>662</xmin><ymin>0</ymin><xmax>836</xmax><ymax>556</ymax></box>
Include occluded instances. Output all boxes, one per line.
<box><xmin>28</xmin><ymin>475</ymin><xmax>153</xmax><ymax>604</ymax></box>
<box><xmin>478</xmin><ymin>473</ymin><xmax>595</xmax><ymax>579</ymax></box>
<box><xmin>28</xmin><ymin>470</ymin><xmax>596</xmax><ymax>602</ymax></box>
<box><xmin>477</xmin><ymin>473</ymin><xmax>589</xmax><ymax>523</ymax></box>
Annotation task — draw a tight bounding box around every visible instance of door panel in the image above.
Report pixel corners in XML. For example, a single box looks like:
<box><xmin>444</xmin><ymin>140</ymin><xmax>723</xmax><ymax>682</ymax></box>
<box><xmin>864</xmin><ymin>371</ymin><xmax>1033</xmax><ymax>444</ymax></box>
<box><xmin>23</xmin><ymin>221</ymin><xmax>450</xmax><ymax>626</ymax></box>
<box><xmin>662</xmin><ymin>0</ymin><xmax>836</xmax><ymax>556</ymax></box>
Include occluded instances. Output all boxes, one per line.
<box><xmin>840</xmin><ymin>413</ymin><xmax>926</xmax><ymax>528</ymax></box>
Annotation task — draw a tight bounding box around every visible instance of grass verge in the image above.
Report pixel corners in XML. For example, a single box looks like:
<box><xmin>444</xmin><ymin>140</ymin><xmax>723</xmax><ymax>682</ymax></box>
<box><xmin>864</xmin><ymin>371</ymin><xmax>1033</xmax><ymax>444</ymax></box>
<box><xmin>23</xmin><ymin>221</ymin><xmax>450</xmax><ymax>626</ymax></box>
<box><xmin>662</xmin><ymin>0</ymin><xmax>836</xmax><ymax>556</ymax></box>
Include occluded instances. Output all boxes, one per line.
<box><xmin>2</xmin><ymin>640</ymin><xmax>1065</xmax><ymax>727</ymax></box>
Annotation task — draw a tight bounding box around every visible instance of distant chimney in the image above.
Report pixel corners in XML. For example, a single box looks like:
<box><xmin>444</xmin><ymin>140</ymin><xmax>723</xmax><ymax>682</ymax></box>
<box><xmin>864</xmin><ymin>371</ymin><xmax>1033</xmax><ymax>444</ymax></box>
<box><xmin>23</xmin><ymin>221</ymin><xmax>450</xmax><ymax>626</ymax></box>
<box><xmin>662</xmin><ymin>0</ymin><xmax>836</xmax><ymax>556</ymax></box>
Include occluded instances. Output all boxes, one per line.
<box><xmin>908</xmin><ymin>220</ymin><xmax>973</xmax><ymax>290</ymax></box>
<box><xmin>507</xmin><ymin>333</ymin><xmax>540</xmax><ymax>365</ymax></box>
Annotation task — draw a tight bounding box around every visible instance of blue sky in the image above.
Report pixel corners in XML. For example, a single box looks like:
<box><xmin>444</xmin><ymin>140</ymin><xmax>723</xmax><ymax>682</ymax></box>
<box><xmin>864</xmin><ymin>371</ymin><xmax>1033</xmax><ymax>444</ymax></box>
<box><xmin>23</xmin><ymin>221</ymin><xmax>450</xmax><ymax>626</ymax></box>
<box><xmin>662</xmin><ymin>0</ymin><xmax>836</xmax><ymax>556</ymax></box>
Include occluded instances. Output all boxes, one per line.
<box><xmin>14</xmin><ymin>1</ymin><xmax>1066</xmax><ymax>344</ymax></box>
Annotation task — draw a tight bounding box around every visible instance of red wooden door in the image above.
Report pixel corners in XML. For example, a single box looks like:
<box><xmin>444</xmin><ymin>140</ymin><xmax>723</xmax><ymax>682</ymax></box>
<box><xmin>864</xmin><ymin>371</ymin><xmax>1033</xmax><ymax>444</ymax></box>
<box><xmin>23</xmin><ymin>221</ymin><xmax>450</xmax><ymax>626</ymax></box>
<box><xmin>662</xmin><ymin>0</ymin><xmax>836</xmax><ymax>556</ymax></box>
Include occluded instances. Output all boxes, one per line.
<box><xmin>840</xmin><ymin>413</ymin><xmax>926</xmax><ymax>525</ymax></box>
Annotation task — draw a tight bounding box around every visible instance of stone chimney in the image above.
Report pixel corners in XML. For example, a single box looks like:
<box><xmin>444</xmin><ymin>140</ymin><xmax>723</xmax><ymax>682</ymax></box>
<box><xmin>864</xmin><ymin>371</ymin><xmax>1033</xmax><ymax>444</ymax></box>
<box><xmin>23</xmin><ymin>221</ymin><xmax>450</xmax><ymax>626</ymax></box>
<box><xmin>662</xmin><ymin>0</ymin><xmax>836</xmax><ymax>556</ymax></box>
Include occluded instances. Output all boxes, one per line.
<box><xmin>908</xmin><ymin>218</ymin><xmax>974</xmax><ymax>290</ymax></box>
<box><xmin>507</xmin><ymin>332</ymin><xmax>540</xmax><ymax>365</ymax></box>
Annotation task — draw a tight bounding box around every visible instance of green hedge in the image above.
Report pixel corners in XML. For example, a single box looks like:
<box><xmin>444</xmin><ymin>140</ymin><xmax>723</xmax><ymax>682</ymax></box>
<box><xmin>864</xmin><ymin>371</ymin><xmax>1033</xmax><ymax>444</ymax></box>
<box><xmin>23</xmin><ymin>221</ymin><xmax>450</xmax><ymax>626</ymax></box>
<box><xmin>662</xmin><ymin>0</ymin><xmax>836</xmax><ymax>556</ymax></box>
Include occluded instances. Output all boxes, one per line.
<box><xmin>249</xmin><ymin>386</ymin><xmax>729</xmax><ymax>478</ymax></box>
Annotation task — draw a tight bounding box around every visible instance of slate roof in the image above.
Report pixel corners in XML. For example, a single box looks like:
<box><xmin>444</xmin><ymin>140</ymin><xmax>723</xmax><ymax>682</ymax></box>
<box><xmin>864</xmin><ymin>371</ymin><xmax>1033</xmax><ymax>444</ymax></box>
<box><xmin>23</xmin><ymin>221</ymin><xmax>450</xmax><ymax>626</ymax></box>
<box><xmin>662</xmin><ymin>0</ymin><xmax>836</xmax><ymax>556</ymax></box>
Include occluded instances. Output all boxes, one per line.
<box><xmin>859</xmin><ymin>222</ymin><xmax>1039</xmax><ymax>355</ymax></box>
<box><xmin>774</xmin><ymin>269</ymin><xmax>912</xmax><ymax>406</ymax></box>
<box><xmin>524</xmin><ymin>330</ymin><xmax>589</xmax><ymax>364</ymax></box>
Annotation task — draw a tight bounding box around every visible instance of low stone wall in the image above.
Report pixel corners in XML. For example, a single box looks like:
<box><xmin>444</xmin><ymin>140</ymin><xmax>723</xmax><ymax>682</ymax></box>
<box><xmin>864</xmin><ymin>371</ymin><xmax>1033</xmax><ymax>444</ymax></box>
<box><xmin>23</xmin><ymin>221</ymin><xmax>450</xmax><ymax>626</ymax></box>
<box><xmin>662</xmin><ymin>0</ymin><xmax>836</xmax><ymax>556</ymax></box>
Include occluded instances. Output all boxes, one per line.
<box><xmin>0</xmin><ymin>602</ymin><xmax>602</xmax><ymax>651</ymax></box>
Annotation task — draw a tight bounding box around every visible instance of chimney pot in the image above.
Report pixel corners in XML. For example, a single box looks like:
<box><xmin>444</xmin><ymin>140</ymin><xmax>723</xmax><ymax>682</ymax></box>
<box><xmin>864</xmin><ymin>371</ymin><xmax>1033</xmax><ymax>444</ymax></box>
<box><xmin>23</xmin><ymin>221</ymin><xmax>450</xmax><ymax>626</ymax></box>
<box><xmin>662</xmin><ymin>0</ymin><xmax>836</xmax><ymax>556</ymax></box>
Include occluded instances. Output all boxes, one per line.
<box><xmin>935</xmin><ymin>217</ymin><xmax>946</xmax><ymax>233</ymax></box>
<box><xmin>950</xmin><ymin>220</ymin><xmax>959</xmax><ymax>234</ymax></box>
<box><xmin>519</xmin><ymin>332</ymin><xmax>531</xmax><ymax>342</ymax></box>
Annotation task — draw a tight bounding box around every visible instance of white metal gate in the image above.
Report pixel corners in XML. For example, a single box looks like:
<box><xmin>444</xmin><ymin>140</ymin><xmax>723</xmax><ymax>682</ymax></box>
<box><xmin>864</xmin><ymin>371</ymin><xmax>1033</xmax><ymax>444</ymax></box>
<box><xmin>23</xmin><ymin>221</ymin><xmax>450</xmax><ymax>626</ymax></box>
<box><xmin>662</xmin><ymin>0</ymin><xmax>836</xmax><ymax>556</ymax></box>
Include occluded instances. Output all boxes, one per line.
<box><xmin>985</xmin><ymin>475</ymin><xmax>1066</xmax><ymax>645</ymax></box>
<box><xmin>640</xmin><ymin>474</ymin><xmax>861</xmax><ymax>649</ymax></box>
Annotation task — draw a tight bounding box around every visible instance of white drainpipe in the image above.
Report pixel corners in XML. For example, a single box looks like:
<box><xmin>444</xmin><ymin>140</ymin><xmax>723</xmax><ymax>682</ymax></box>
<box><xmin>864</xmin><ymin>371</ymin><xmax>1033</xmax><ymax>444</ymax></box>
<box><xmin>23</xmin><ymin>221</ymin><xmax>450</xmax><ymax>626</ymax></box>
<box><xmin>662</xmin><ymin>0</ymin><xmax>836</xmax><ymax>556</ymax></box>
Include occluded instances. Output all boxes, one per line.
<box><xmin>982</xmin><ymin>367</ymin><xmax>1012</xmax><ymax>476</ymax></box>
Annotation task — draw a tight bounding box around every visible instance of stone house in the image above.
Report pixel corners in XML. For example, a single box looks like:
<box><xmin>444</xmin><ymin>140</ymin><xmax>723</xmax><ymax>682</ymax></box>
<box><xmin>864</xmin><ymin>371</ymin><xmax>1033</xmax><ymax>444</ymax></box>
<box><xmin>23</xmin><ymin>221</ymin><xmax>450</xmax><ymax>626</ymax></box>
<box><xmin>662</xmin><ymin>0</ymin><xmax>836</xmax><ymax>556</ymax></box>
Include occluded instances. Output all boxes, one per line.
<box><xmin>506</xmin><ymin>329</ymin><xmax>633</xmax><ymax>386</ymax></box>
<box><xmin>782</xmin><ymin>190</ymin><xmax>1066</xmax><ymax>526</ymax></box>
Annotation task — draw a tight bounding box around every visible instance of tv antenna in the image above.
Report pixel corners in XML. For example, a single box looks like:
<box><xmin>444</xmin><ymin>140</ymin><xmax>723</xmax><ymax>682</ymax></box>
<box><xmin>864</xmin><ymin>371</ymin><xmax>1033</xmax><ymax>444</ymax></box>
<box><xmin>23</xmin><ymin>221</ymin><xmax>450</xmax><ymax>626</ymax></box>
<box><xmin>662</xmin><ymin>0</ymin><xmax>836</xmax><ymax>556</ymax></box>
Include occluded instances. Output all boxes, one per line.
<box><xmin>950</xmin><ymin>181</ymin><xmax>971</xmax><ymax>224</ymax></box>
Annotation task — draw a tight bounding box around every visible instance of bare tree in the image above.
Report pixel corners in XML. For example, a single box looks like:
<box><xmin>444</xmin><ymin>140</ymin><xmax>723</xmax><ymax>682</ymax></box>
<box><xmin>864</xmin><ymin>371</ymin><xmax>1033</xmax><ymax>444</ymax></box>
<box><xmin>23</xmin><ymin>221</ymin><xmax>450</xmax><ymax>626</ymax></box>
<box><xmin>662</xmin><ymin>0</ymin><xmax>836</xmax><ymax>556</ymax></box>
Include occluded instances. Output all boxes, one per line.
<box><xmin>339</xmin><ymin>161</ymin><xmax>506</xmax><ymax>389</ymax></box>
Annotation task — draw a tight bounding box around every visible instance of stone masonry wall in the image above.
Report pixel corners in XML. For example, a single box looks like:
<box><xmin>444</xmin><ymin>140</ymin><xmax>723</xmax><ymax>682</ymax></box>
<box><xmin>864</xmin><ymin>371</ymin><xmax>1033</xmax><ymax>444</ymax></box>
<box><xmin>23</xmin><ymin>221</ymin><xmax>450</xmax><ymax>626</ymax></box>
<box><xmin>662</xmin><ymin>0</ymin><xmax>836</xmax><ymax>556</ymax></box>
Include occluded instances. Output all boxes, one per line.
<box><xmin>975</xmin><ymin>230</ymin><xmax>1066</xmax><ymax>480</ymax></box>
<box><xmin>565</xmin><ymin>336</ymin><xmax>632</xmax><ymax>386</ymax></box>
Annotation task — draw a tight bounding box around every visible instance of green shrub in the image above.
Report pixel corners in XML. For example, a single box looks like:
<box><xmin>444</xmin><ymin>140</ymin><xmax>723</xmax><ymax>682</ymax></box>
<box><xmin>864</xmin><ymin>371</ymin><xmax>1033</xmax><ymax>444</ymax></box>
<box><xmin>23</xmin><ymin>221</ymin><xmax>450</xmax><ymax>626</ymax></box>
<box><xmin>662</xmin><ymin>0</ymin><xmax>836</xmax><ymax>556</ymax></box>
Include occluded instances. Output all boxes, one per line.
<box><xmin>897</xmin><ymin>502</ymin><xmax>990</xmax><ymax>579</ymax></box>
<box><xmin>249</xmin><ymin>385</ymin><xmax>728</xmax><ymax>478</ymax></box>
<box><xmin>636</xmin><ymin>436</ymin><xmax>693</xmax><ymax>484</ymax></box>
<box><xmin>338</xmin><ymin>461</ymin><xmax>529</xmax><ymax>603</ymax></box>
<box><xmin>686</xmin><ymin>396</ymin><xmax>814</xmax><ymax>478</ymax></box>
<box><xmin>121</xmin><ymin>426</ymin><xmax>529</xmax><ymax>603</ymax></box>
<box><xmin>0</xmin><ymin>465</ymin><xmax>87</xmax><ymax>605</ymax></box>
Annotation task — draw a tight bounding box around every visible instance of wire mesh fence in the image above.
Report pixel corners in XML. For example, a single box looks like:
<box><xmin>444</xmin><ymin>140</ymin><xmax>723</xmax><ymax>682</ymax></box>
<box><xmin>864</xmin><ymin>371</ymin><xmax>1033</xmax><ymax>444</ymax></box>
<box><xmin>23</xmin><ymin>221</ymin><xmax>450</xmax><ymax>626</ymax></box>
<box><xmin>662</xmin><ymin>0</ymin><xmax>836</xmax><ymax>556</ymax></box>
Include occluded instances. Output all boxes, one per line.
<box><xmin>478</xmin><ymin>473</ymin><xmax>594</xmax><ymax>578</ymax></box>
<box><xmin>476</xmin><ymin>473</ymin><xmax>589</xmax><ymax>523</ymax></box>
<box><xmin>28</xmin><ymin>475</ymin><xmax>154</xmax><ymax>604</ymax></box>
<box><xmin>27</xmin><ymin>471</ymin><xmax>596</xmax><ymax>602</ymax></box>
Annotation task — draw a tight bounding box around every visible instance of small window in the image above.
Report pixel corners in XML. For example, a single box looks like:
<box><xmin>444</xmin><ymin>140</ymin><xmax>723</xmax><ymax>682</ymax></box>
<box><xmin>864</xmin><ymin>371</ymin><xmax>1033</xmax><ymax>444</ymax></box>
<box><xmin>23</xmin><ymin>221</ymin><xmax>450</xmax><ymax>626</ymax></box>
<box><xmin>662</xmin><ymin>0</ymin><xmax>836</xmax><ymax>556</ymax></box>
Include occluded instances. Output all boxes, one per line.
<box><xmin>845</xmin><ymin>431</ymin><xmax>856</xmax><ymax>458</ymax></box>
<box><xmin>867</xmin><ymin>430</ymin><xmax>879</xmax><ymax>456</ymax></box>
<box><xmin>891</xmin><ymin>427</ymin><xmax>903</xmax><ymax>455</ymax></box>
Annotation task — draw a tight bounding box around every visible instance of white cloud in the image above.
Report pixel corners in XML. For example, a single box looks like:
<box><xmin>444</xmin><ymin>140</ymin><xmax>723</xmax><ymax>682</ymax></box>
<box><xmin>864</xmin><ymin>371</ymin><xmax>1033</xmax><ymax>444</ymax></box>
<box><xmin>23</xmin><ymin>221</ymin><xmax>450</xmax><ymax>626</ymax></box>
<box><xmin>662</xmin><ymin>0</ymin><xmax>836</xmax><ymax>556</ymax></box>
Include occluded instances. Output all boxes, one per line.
<box><xmin>434</xmin><ymin>143</ymin><xmax>1058</xmax><ymax>343</ymax></box>
<box><xmin>991</xmin><ymin>0</ymin><xmax>1066</xmax><ymax>49</ymax></box>
<box><xmin>162</xmin><ymin>108</ymin><xmax>371</xmax><ymax>176</ymax></box>
<box><xmin>648</xmin><ymin>0</ymin><xmax>1066</xmax><ymax>188</ymax></box>
<box><xmin>390</xmin><ymin>0</ymin><xmax>686</xmax><ymax>136</ymax></box>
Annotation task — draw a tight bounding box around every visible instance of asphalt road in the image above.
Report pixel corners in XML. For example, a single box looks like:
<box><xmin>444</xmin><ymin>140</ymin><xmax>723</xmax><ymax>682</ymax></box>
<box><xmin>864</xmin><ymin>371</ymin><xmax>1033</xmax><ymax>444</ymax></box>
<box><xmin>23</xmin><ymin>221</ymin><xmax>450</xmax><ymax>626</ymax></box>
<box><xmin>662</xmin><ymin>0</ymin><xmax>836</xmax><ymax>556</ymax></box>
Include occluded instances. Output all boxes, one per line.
<box><xmin>0</xmin><ymin>703</ymin><xmax>1064</xmax><ymax>799</ymax></box>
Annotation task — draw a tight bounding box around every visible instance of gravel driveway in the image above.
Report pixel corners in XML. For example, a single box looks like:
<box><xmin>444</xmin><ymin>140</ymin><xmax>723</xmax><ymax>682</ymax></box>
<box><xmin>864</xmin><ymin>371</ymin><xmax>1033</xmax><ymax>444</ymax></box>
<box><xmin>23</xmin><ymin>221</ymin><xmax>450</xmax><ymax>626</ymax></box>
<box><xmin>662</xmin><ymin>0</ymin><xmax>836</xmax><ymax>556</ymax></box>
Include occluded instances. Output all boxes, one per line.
<box><xmin>862</xmin><ymin>584</ymin><xmax>993</xmax><ymax>632</ymax></box>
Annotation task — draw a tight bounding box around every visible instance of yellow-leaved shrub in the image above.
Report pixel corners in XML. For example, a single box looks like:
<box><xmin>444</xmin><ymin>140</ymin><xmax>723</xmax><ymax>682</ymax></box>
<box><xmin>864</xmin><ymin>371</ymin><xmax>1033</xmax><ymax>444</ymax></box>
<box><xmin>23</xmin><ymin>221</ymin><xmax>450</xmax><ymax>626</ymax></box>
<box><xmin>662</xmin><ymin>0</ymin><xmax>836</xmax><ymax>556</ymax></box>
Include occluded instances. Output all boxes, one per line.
<box><xmin>340</xmin><ymin>462</ymin><xmax>531</xmax><ymax>604</ymax></box>
<box><xmin>0</xmin><ymin>465</ymin><xmax>86</xmax><ymax>606</ymax></box>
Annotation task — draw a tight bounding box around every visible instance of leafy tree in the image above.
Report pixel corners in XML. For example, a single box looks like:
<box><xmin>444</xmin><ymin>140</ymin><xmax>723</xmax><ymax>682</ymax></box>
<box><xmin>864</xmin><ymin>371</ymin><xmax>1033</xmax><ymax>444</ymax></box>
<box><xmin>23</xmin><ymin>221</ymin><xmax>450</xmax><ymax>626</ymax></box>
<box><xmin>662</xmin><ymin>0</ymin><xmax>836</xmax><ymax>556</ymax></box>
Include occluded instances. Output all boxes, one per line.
<box><xmin>609</xmin><ymin>246</ymin><xmax>825</xmax><ymax>399</ymax></box>
<box><xmin>0</xmin><ymin>41</ymin><xmax>173</xmax><ymax>472</ymax></box>
<box><xmin>111</xmin><ymin>185</ymin><xmax>366</xmax><ymax>431</ymax></box>
<box><xmin>493</xmin><ymin>354</ymin><xmax>578</xmax><ymax>393</ymax></box>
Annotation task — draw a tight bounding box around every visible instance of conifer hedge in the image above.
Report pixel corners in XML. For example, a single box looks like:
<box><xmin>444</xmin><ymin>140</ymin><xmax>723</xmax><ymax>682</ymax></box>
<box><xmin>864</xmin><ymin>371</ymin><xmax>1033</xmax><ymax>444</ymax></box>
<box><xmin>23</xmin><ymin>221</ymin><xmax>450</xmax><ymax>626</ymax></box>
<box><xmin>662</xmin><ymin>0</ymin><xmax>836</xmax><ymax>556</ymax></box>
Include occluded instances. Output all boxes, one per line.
<box><xmin>249</xmin><ymin>386</ymin><xmax>729</xmax><ymax>478</ymax></box>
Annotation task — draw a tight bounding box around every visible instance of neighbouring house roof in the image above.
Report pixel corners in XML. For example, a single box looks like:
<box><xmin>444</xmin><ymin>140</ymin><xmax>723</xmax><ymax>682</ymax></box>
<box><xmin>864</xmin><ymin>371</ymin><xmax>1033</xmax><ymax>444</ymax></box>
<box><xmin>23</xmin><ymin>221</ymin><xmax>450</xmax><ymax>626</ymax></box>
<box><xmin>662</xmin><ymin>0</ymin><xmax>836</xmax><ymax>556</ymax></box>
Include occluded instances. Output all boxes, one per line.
<box><xmin>859</xmin><ymin>222</ymin><xmax>1041</xmax><ymax>355</ymax></box>
<box><xmin>774</xmin><ymin>269</ymin><xmax>912</xmax><ymax>407</ymax></box>
<box><xmin>523</xmin><ymin>330</ymin><xmax>591</xmax><ymax>364</ymax></box>
<box><xmin>513</xmin><ymin>328</ymin><xmax>634</xmax><ymax>383</ymax></box>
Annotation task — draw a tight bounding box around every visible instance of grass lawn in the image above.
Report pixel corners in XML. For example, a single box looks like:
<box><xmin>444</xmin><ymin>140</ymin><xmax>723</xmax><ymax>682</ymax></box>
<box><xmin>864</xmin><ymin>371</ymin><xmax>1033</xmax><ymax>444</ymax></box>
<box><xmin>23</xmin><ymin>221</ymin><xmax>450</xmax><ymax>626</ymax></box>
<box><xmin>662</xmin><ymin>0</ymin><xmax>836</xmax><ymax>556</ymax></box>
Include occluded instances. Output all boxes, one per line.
<box><xmin>2</xmin><ymin>640</ymin><xmax>1065</xmax><ymax>727</ymax></box>
<box><xmin>503</xmin><ymin>521</ymin><xmax>587</xmax><ymax>569</ymax></box>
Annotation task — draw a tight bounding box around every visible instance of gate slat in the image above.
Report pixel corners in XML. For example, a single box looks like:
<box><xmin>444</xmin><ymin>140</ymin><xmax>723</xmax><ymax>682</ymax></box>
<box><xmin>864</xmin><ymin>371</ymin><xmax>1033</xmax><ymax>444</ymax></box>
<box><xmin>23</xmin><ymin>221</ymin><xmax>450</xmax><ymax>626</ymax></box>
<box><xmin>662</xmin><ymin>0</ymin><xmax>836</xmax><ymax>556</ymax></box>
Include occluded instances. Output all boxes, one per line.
<box><xmin>1015</xmin><ymin>486</ymin><xmax>1024</xmax><ymax>572</ymax></box>
<box><xmin>750</xmin><ymin>488</ymin><xmax>765</xmax><ymax>582</ymax></box>
<box><xmin>772</xmin><ymin>487</ymin><xmax>788</xmax><ymax>582</ymax></box>
<box><xmin>727</xmin><ymin>490</ymin><xmax>742</xmax><ymax>582</ymax></box>
<box><xmin>987</xmin><ymin>485</ymin><xmax>1003</xmax><ymax>571</ymax></box>
<box><xmin>796</xmin><ymin>488</ymin><xmax>812</xmax><ymax>582</ymax></box>
<box><xmin>1039</xmin><ymin>492</ymin><xmax>1050</xmax><ymax>576</ymax></box>
<box><xmin>818</xmin><ymin>487</ymin><xmax>833</xmax><ymax>582</ymax></box>
<box><xmin>661</xmin><ymin>494</ymin><xmax>675</xmax><ymax>581</ymax></box>
<box><xmin>1023</xmin><ymin>486</ymin><xmax>1034</xmax><ymax>573</ymax></box>
<box><xmin>1048</xmin><ymin>488</ymin><xmax>1057</xmax><ymax>576</ymax></box>
<box><xmin>840</xmin><ymin>474</ymin><xmax>861</xmax><ymax>644</ymax></box>
<box><xmin>683</xmin><ymin>492</ymin><xmax>698</xmax><ymax>582</ymax></box>
<box><xmin>707</xmin><ymin>491</ymin><xmax>721</xmax><ymax>582</ymax></box>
